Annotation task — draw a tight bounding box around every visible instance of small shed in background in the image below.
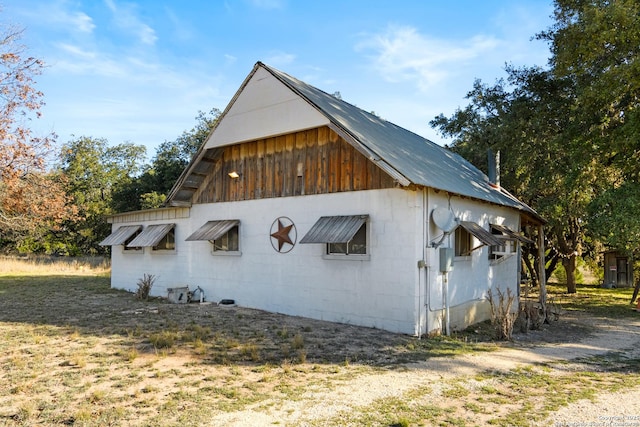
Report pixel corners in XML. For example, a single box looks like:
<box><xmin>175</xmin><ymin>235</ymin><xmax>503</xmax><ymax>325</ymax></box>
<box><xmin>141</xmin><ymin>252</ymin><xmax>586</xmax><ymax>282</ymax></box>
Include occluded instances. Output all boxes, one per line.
<box><xmin>603</xmin><ymin>250</ymin><xmax>634</xmax><ymax>288</ymax></box>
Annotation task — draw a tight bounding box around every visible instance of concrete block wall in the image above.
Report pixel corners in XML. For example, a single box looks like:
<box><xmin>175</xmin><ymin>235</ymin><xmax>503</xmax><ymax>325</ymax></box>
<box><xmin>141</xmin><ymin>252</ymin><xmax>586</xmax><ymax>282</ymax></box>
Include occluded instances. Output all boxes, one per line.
<box><xmin>111</xmin><ymin>188</ymin><xmax>423</xmax><ymax>334</ymax></box>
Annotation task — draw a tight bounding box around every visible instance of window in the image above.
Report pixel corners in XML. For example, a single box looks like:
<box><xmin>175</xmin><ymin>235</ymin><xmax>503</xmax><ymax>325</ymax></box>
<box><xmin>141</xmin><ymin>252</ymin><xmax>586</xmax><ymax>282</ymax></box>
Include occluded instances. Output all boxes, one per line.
<box><xmin>212</xmin><ymin>225</ymin><xmax>239</xmax><ymax>252</ymax></box>
<box><xmin>457</xmin><ymin>221</ymin><xmax>503</xmax><ymax>256</ymax></box>
<box><xmin>488</xmin><ymin>224</ymin><xmax>530</xmax><ymax>261</ymax></box>
<box><xmin>186</xmin><ymin>220</ymin><xmax>241</xmax><ymax>255</ymax></box>
<box><xmin>126</xmin><ymin>223</ymin><xmax>176</xmax><ymax>252</ymax></box>
<box><xmin>328</xmin><ymin>222</ymin><xmax>367</xmax><ymax>255</ymax></box>
<box><xmin>123</xmin><ymin>229</ymin><xmax>143</xmax><ymax>251</ymax></box>
<box><xmin>454</xmin><ymin>226</ymin><xmax>472</xmax><ymax>257</ymax></box>
<box><xmin>153</xmin><ymin>228</ymin><xmax>175</xmax><ymax>251</ymax></box>
<box><xmin>300</xmin><ymin>214</ymin><xmax>369</xmax><ymax>259</ymax></box>
<box><xmin>99</xmin><ymin>225</ymin><xmax>143</xmax><ymax>252</ymax></box>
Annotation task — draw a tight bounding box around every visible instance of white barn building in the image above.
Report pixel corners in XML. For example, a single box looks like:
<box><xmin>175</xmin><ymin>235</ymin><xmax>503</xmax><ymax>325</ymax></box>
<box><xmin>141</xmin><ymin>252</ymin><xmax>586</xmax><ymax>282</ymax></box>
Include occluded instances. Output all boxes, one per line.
<box><xmin>102</xmin><ymin>62</ymin><xmax>543</xmax><ymax>336</ymax></box>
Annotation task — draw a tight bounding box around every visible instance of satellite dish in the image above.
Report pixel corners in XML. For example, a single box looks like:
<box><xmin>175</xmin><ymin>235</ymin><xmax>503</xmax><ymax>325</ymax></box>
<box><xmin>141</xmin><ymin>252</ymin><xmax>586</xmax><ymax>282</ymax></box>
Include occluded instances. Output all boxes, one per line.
<box><xmin>431</xmin><ymin>207</ymin><xmax>457</xmax><ymax>233</ymax></box>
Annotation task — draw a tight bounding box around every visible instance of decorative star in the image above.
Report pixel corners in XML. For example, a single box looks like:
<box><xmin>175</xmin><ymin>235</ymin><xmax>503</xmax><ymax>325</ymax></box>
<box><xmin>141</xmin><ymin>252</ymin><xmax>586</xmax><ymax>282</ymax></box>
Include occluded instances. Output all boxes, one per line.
<box><xmin>271</xmin><ymin>219</ymin><xmax>294</xmax><ymax>251</ymax></box>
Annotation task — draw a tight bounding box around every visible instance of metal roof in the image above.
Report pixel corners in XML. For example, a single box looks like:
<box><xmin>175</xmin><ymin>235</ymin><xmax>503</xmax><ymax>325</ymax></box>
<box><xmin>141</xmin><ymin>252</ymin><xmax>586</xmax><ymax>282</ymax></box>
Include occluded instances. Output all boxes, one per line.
<box><xmin>127</xmin><ymin>224</ymin><xmax>175</xmax><ymax>247</ymax></box>
<box><xmin>260</xmin><ymin>63</ymin><xmax>543</xmax><ymax>223</ymax></box>
<box><xmin>300</xmin><ymin>215</ymin><xmax>368</xmax><ymax>244</ymax></box>
<box><xmin>99</xmin><ymin>225</ymin><xmax>141</xmax><ymax>246</ymax></box>
<box><xmin>164</xmin><ymin>62</ymin><xmax>543</xmax><ymax>224</ymax></box>
<box><xmin>185</xmin><ymin>220</ymin><xmax>239</xmax><ymax>241</ymax></box>
<box><xmin>459</xmin><ymin>221</ymin><xmax>503</xmax><ymax>247</ymax></box>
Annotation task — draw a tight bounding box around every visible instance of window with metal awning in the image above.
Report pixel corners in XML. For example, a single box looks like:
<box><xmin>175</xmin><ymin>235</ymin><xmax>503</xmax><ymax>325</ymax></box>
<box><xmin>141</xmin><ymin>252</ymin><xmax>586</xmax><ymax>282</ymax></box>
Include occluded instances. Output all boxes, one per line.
<box><xmin>99</xmin><ymin>225</ymin><xmax>142</xmax><ymax>246</ymax></box>
<box><xmin>186</xmin><ymin>220</ymin><xmax>240</xmax><ymax>252</ymax></box>
<box><xmin>457</xmin><ymin>221</ymin><xmax>504</xmax><ymax>255</ymax></box>
<box><xmin>127</xmin><ymin>223</ymin><xmax>175</xmax><ymax>250</ymax></box>
<box><xmin>490</xmin><ymin>223</ymin><xmax>534</xmax><ymax>245</ymax></box>
<box><xmin>300</xmin><ymin>215</ymin><xmax>369</xmax><ymax>256</ymax></box>
<box><xmin>489</xmin><ymin>223</ymin><xmax>532</xmax><ymax>260</ymax></box>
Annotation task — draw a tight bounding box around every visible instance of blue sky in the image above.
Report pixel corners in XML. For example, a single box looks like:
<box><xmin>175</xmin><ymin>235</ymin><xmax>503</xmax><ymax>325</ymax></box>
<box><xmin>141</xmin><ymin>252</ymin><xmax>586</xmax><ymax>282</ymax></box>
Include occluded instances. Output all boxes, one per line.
<box><xmin>4</xmin><ymin>0</ymin><xmax>554</xmax><ymax>157</ymax></box>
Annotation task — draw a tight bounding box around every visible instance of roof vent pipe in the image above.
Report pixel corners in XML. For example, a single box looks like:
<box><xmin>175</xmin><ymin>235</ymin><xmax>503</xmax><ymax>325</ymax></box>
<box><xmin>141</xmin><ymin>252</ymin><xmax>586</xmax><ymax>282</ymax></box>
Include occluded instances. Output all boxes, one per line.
<box><xmin>488</xmin><ymin>149</ymin><xmax>500</xmax><ymax>188</ymax></box>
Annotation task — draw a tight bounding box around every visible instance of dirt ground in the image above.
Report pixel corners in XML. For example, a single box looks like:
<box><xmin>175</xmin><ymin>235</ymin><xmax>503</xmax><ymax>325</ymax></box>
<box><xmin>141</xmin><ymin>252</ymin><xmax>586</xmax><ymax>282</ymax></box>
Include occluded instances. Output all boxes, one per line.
<box><xmin>1</xmin><ymin>275</ymin><xmax>640</xmax><ymax>426</ymax></box>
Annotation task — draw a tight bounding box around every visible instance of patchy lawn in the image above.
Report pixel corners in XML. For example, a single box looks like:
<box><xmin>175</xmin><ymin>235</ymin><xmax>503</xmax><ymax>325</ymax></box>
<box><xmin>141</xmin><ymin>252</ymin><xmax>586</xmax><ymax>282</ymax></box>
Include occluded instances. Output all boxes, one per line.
<box><xmin>1</xmin><ymin>266</ymin><xmax>639</xmax><ymax>426</ymax></box>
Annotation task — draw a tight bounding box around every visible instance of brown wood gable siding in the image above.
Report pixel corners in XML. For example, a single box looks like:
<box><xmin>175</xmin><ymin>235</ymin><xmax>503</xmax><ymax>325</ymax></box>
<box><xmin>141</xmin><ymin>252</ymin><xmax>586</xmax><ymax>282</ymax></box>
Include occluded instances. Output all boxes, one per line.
<box><xmin>194</xmin><ymin>127</ymin><xmax>396</xmax><ymax>204</ymax></box>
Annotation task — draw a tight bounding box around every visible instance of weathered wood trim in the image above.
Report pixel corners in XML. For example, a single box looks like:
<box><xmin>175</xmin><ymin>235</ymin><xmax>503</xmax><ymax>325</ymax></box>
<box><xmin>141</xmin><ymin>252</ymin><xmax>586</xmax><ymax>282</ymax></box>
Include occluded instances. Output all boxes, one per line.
<box><xmin>108</xmin><ymin>207</ymin><xmax>190</xmax><ymax>224</ymax></box>
<box><xmin>194</xmin><ymin>126</ymin><xmax>397</xmax><ymax>204</ymax></box>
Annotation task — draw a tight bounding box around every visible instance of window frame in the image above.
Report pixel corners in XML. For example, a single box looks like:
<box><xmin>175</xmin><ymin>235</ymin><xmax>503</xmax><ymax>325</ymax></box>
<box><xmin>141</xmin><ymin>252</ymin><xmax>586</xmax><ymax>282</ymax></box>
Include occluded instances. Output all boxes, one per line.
<box><xmin>123</xmin><ymin>229</ymin><xmax>143</xmax><ymax>253</ymax></box>
<box><xmin>488</xmin><ymin>226</ymin><xmax>517</xmax><ymax>261</ymax></box>
<box><xmin>323</xmin><ymin>222</ymin><xmax>370</xmax><ymax>261</ymax></box>
<box><xmin>454</xmin><ymin>225</ymin><xmax>473</xmax><ymax>258</ymax></box>
<box><xmin>210</xmin><ymin>224</ymin><xmax>241</xmax><ymax>256</ymax></box>
<box><xmin>152</xmin><ymin>227</ymin><xmax>176</xmax><ymax>252</ymax></box>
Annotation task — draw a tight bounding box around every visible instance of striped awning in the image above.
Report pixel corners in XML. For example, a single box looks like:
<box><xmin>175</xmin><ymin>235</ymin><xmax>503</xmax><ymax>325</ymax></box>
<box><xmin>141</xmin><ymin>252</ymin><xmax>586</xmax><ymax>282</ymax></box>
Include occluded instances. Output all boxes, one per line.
<box><xmin>99</xmin><ymin>225</ymin><xmax>142</xmax><ymax>246</ymax></box>
<box><xmin>127</xmin><ymin>224</ymin><xmax>175</xmax><ymax>247</ymax></box>
<box><xmin>491</xmin><ymin>224</ymin><xmax>534</xmax><ymax>245</ymax></box>
<box><xmin>300</xmin><ymin>215</ymin><xmax>368</xmax><ymax>244</ymax></box>
<box><xmin>459</xmin><ymin>221</ymin><xmax>503</xmax><ymax>247</ymax></box>
<box><xmin>185</xmin><ymin>220</ymin><xmax>239</xmax><ymax>241</ymax></box>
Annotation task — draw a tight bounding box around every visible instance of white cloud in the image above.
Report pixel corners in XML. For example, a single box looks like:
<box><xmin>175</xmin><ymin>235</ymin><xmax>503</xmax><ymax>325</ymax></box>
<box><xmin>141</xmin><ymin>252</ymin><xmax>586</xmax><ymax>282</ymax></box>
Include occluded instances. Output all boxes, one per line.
<box><xmin>68</xmin><ymin>11</ymin><xmax>95</xmax><ymax>33</ymax></box>
<box><xmin>264</xmin><ymin>51</ymin><xmax>295</xmax><ymax>67</ymax></box>
<box><xmin>247</xmin><ymin>0</ymin><xmax>285</xmax><ymax>10</ymax></box>
<box><xmin>357</xmin><ymin>25</ymin><xmax>500</xmax><ymax>92</ymax></box>
<box><xmin>103</xmin><ymin>0</ymin><xmax>158</xmax><ymax>46</ymax></box>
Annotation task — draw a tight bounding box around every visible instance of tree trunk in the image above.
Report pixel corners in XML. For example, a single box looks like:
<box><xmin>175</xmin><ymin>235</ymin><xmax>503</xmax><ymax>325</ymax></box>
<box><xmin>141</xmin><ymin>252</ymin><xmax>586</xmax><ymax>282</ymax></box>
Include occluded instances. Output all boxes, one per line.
<box><xmin>563</xmin><ymin>254</ymin><xmax>577</xmax><ymax>294</ymax></box>
<box><xmin>522</xmin><ymin>253</ymin><xmax>539</xmax><ymax>287</ymax></box>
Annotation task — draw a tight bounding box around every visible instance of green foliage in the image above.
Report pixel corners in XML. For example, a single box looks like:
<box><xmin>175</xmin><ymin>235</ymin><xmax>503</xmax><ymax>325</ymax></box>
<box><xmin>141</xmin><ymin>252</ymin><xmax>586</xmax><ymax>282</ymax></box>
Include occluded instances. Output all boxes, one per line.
<box><xmin>111</xmin><ymin>108</ymin><xmax>220</xmax><ymax>213</ymax></box>
<box><xmin>539</xmin><ymin>0</ymin><xmax>640</xmax><ymax>258</ymax></box>
<box><xmin>432</xmin><ymin>1</ymin><xmax>640</xmax><ymax>291</ymax></box>
<box><xmin>551</xmin><ymin>261</ymin><xmax>583</xmax><ymax>285</ymax></box>
<box><xmin>56</xmin><ymin>136</ymin><xmax>147</xmax><ymax>255</ymax></box>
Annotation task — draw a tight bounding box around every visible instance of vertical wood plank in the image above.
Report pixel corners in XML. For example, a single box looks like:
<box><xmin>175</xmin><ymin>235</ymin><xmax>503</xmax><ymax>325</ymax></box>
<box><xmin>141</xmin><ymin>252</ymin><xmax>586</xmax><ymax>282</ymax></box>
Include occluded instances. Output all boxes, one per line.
<box><xmin>245</xmin><ymin>141</ymin><xmax>257</xmax><ymax>200</ymax></box>
<box><xmin>352</xmin><ymin>145</ymin><xmax>366</xmax><ymax>190</ymax></box>
<box><xmin>328</xmin><ymin>131</ymin><xmax>341</xmax><ymax>193</ymax></box>
<box><xmin>317</xmin><ymin>127</ymin><xmax>329</xmax><ymax>193</ymax></box>
<box><xmin>256</xmin><ymin>139</ymin><xmax>265</xmax><ymax>199</ymax></box>
<box><xmin>274</xmin><ymin>135</ymin><xmax>286</xmax><ymax>197</ymax></box>
<box><xmin>284</xmin><ymin>134</ymin><xmax>295</xmax><ymax>197</ymax></box>
<box><xmin>294</xmin><ymin>131</ymin><xmax>307</xmax><ymax>196</ymax></box>
<box><xmin>305</xmin><ymin>128</ymin><xmax>318</xmax><ymax>194</ymax></box>
<box><xmin>264</xmin><ymin>137</ymin><xmax>275</xmax><ymax>198</ymax></box>
<box><xmin>227</xmin><ymin>145</ymin><xmax>242</xmax><ymax>201</ymax></box>
<box><xmin>339</xmin><ymin>140</ymin><xmax>351</xmax><ymax>192</ymax></box>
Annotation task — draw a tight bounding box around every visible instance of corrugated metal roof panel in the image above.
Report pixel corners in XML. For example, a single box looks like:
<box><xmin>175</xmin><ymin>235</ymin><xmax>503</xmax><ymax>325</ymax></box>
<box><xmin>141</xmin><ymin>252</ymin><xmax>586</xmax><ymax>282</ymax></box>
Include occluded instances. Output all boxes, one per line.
<box><xmin>491</xmin><ymin>224</ymin><xmax>534</xmax><ymax>245</ymax></box>
<box><xmin>300</xmin><ymin>215</ymin><xmax>368</xmax><ymax>244</ymax></box>
<box><xmin>261</xmin><ymin>63</ymin><xmax>543</xmax><ymax>223</ymax></box>
<box><xmin>127</xmin><ymin>224</ymin><xmax>175</xmax><ymax>247</ymax></box>
<box><xmin>99</xmin><ymin>225</ymin><xmax>142</xmax><ymax>246</ymax></box>
<box><xmin>459</xmin><ymin>221</ymin><xmax>503</xmax><ymax>247</ymax></box>
<box><xmin>186</xmin><ymin>220</ymin><xmax>239</xmax><ymax>241</ymax></box>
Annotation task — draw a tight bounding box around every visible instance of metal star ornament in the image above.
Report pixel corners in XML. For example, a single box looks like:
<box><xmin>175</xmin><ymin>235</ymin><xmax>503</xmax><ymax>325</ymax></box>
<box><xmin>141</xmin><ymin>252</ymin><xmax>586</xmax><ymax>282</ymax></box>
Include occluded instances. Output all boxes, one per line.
<box><xmin>269</xmin><ymin>217</ymin><xmax>297</xmax><ymax>253</ymax></box>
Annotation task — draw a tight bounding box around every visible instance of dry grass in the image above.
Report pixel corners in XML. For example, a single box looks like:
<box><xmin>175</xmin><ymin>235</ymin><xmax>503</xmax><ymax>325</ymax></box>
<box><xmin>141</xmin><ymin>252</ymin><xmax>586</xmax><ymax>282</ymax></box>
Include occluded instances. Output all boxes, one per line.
<box><xmin>0</xmin><ymin>257</ymin><xmax>639</xmax><ymax>426</ymax></box>
<box><xmin>0</xmin><ymin>255</ymin><xmax>110</xmax><ymax>276</ymax></box>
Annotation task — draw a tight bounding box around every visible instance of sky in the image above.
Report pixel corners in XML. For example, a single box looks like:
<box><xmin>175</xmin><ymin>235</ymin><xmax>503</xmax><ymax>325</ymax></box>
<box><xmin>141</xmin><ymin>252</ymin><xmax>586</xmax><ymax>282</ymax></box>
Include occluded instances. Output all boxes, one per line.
<box><xmin>3</xmin><ymin>0</ymin><xmax>555</xmax><ymax>158</ymax></box>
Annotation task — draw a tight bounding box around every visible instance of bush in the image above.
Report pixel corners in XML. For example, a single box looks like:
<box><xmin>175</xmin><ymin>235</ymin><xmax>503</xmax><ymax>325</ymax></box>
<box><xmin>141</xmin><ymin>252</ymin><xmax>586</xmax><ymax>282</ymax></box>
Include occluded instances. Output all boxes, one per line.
<box><xmin>135</xmin><ymin>274</ymin><xmax>155</xmax><ymax>300</ymax></box>
<box><xmin>488</xmin><ymin>287</ymin><xmax>517</xmax><ymax>340</ymax></box>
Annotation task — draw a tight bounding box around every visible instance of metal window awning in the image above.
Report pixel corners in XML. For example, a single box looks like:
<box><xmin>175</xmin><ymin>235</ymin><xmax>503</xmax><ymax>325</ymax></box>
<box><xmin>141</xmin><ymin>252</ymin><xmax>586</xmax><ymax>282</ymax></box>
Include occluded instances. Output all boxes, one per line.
<box><xmin>459</xmin><ymin>221</ymin><xmax>503</xmax><ymax>247</ymax></box>
<box><xmin>185</xmin><ymin>220</ymin><xmax>239</xmax><ymax>241</ymax></box>
<box><xmin>300</xmin><ymin>215</ymin><xmax>368</xmax><ymax>244</ymax></box>
<box><xmin>491</xmin><ymin>224</ymin><xmax>534</xmax><ymax>245</ymax></box>
<box><xmin>99</xmin><ymin>225</ymin><xmax>142</xmax><ymax>246</ymax></box>
<box><xmin>127</xmin><ymin>223</ymin><xmax>175</xmax><ymax>247</ymax></box>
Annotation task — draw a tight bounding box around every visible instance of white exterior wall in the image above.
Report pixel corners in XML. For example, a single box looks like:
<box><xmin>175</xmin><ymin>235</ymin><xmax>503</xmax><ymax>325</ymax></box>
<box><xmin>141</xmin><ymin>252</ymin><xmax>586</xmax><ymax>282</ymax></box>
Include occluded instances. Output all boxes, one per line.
<box><xmin>110</xmin><ymin>187</ymin><xmax>523</xmax><ymax>336</ymax></box>
<box><xmin>110</xmin><ymin>188</ymin><xmax>425</xmax><ymax>335</ymax></box>
<box><xmin>425</xmin><ymin>190</ymin><xmax>521</xmax><ymax>334</ymax></box>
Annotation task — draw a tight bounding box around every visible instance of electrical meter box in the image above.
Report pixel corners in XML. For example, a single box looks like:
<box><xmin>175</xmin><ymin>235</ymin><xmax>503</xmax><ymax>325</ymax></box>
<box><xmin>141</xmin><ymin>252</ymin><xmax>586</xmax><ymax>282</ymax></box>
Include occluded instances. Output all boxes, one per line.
<box><xmin>439</xmin><ymin>248</ymin><xmax>454</xmax><ymax>272</ymax></box>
